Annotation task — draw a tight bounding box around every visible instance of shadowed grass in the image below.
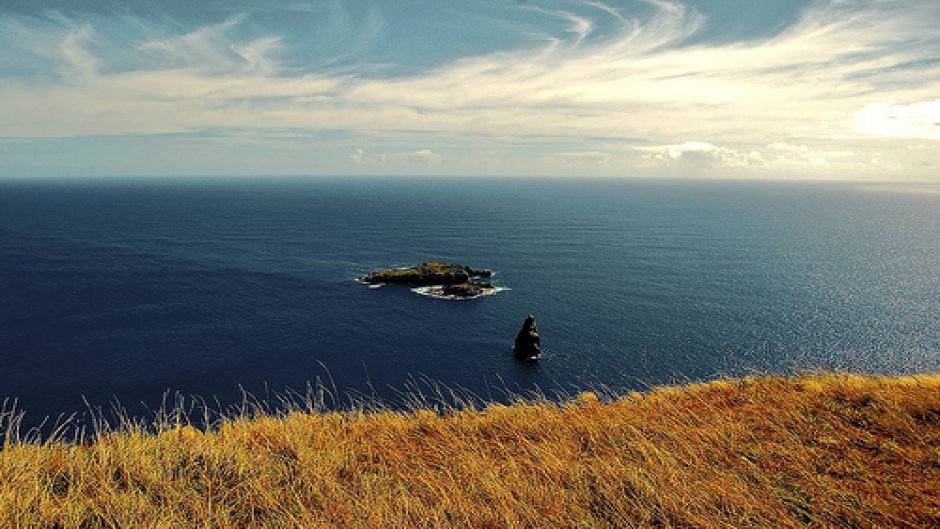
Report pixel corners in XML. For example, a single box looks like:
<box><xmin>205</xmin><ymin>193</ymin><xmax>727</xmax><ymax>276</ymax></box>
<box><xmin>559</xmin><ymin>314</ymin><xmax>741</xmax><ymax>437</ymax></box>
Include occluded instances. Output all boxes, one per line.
<box><xmin>1</xmin><ymin>372</ymin><xmax>938</xmax><ymax>528</ymax></box>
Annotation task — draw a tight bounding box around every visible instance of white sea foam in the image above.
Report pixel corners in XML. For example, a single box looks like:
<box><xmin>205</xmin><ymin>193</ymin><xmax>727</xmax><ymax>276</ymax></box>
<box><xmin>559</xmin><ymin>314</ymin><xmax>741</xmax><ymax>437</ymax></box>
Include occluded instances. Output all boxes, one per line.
<box><xmin>410</xmin><ymin>285</ymin><xmax>510</xmax><ymax>301</ymax></box>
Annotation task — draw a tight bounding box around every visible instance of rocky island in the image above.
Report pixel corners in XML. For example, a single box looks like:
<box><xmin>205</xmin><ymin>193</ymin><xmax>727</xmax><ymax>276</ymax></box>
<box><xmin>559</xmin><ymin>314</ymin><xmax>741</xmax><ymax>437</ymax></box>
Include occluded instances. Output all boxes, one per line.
<box><xmin>513</xmin><ymin>314</ymin><xmax>541</xmax><ymax>360</ymax></box>
<box><xmin>358</xmin><ymin>261</ymin><xmax>503</xmax><ymax>300</ymax></box>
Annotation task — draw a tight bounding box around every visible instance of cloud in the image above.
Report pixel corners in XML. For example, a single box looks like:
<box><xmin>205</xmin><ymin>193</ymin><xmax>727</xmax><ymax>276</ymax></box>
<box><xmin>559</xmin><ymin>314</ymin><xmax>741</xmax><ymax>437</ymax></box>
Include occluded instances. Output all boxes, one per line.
<box><xmin>764</xmin><ymin>142</ymin><xmax>831</xmax><ymax>167</ymax></box>
<box><xmin>639</xmin><ymin>142</ymin><xmax>764</xmax><ymax>168</ymax></box>
<box><xmin>349</xmin><ymin>148</ymin><xmax>440</xmax><ymax>166</ymax></box>
<box><xmin>379</xmin><ymin>149</ymin><xmax>440</xmax><ymax>165</ymax></box>
<box><xmin>553</xmin><ymin>151</ymin><xmax>611</xmax><ymax>165</ymax></box>
<box><xmin>637</xmin><ymin>140</ymin><xmax>871</xmax><ymax>174</ymax></box>
<box><xmin>349</xmin><ymin>147</ymin><xmax>365</xmax><ymax>164</ymax></box>
<box><xmin>853</xmin><ymin>99</ymin><xmax>940</xmax><ymax>140</ymax></box>
<box><xmin>0</xmin><ymin>0</ymin><xmax>938</xmax><ymax>178</ymax></box>
<box><xmin>767</xmin><ymin>143</ymin><xmax>810</xmax><ymax>154</ymax></box>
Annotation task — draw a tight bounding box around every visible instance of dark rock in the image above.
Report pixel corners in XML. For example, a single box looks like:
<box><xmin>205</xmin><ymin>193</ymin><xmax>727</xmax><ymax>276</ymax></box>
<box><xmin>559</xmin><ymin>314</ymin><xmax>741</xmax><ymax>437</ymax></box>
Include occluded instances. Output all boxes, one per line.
<box><xmin>472</xmin><ymin>268</ymin><xmax>493</xmax><ymax>278</ymax></box>
<box><xmin>513</xmin><ymin>314</ymin><xmax>541</xmax><ymax>360</ymax></box>
<box><xmin>438</xmin><ymin>282</ymin><xmax>493</xmax><ymax>298</ymax></box>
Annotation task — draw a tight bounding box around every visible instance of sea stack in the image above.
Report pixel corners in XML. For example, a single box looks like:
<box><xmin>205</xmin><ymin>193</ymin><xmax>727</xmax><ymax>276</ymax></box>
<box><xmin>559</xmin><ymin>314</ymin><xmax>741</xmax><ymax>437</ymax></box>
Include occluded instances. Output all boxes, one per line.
<box><xmin>513</xmin><ymin>314</ymin><xmax>541</xmax><ymax>360</ymax></box>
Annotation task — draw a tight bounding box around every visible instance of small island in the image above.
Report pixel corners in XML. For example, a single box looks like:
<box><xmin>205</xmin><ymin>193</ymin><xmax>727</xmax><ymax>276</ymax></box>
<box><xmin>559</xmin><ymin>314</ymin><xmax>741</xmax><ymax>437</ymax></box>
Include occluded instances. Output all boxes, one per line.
<box><xmin>358</xmin><ymin>261</ymin><xmax>503</xmax><ymax>300</ymax></box>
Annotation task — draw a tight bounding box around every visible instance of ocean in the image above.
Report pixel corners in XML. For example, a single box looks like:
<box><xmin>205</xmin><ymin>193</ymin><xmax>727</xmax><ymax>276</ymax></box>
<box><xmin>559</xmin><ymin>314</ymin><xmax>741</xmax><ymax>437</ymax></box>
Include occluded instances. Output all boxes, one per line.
<box><xmin>1</xmin><ymin>177</ymin><xmax>938</xmax><ymax>426</ymax></box>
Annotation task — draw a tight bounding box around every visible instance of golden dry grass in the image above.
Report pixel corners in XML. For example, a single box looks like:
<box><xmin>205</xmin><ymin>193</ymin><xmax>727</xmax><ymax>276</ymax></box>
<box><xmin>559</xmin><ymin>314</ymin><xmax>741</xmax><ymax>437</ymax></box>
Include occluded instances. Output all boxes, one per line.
<box><xmin>1</xmin><ymin>373</ymin><xmax>939</xmax><ymax>528</ymax></box>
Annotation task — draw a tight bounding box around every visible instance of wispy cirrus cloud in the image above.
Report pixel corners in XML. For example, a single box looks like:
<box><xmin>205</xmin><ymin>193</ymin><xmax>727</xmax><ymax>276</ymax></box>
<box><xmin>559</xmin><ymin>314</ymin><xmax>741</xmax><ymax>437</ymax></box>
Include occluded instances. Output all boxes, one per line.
<box><xmin>0</xmin><ymin>0</ymin><xmax>937</xmax><ymax>178</ymax></box>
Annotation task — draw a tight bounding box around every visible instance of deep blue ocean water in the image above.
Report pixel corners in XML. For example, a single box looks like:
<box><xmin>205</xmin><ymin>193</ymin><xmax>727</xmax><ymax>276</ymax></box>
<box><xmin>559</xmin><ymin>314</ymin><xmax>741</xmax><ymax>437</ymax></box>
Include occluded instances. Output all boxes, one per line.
<box><xmin>1</xmin><ymin>177</ymin><xmax>938</xmax><ymax>426</ymax></box>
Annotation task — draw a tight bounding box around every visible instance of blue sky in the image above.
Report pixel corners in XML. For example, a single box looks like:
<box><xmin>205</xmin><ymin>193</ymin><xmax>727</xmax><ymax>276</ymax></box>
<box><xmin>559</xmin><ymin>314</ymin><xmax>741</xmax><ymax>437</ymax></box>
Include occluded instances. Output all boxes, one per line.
<box><xmin>1</xmin><ymin>0</ymin><xmax>938</xmax><ymax>178</ymax></box>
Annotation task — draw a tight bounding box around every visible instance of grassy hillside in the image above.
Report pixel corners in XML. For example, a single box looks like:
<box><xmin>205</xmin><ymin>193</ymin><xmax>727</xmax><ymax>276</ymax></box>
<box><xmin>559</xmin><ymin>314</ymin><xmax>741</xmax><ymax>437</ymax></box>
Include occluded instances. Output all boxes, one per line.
<box><xmin>2</xmin><ymin>373</ymin><xmax>938</xmax><ymax>528</ymax></box>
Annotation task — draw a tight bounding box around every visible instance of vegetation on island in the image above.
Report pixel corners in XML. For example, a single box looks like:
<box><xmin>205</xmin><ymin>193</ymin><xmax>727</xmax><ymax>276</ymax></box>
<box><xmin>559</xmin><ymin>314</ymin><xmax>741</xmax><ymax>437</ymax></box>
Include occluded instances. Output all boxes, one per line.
<box><xmin>359</xmin><ymin>261</ymin><xmax>491</xmax><ymax>285</ymax></box>
<box><xmin>1</xmin><ymin>372</ymin><xmax>938</xmax><ymax>528</ymax></box>
<box><xmin>359</xmin><ymin>261</ymin><xmax>497</xmax><ymax>299</ymax></box>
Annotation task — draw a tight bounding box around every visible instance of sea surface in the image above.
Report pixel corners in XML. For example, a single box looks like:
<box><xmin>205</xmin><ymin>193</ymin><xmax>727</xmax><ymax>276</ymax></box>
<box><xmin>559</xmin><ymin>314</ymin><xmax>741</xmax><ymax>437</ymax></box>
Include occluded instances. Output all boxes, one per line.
<box><xmin>1</xmin><ymin>177</ymin><xmax>938</xmax><ymax>426</ymax></box>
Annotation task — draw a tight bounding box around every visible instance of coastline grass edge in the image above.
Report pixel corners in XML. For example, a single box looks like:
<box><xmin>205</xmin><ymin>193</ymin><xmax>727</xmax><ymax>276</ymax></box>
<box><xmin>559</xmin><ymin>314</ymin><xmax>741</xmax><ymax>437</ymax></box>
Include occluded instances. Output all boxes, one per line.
<box><xmin>1</xmin><ymin>372</ymin><xmax>938</xmax><ymax>527</ymax></box>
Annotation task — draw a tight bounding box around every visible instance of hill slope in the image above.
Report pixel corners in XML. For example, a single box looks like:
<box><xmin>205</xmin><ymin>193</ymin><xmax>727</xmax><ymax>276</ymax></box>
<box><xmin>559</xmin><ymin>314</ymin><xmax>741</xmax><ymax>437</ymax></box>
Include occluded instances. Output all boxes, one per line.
<box><xmin>2</xmin><ymin>373</ymin><xmax>938</xmax><ymax>528</ymax></box>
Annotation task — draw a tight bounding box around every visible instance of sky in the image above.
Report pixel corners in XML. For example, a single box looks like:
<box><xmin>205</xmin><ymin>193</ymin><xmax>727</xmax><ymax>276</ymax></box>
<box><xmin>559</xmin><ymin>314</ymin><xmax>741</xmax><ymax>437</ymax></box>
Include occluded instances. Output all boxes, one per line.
<box><xmin>0</xmin><ymin>0</ymin><xmax>938</xmax><ymax>179</ymax></box>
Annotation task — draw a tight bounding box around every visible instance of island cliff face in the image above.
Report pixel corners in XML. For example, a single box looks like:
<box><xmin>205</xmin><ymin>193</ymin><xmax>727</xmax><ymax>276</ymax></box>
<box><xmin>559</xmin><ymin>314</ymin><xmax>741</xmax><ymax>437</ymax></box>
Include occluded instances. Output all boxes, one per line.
<box><xmin>359</xmin><ymin>261</ymin><xmax>497</xmax><ymax>299</ymax></box>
